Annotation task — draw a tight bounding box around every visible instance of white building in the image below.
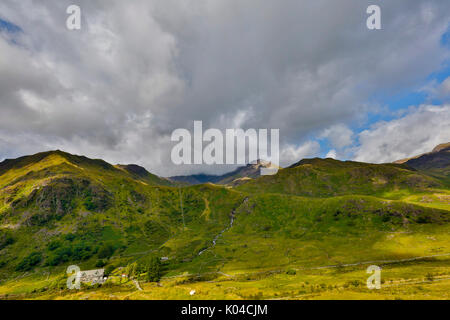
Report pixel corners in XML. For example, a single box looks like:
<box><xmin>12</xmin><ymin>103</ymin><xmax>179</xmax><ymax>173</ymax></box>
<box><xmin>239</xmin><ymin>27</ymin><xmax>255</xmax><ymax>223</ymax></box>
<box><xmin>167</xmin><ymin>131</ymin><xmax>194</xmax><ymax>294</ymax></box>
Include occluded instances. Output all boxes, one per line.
<box><xmin>80</xmin><ymin>269</ymin><xmax>105</xmax><ymax>285</ymax></box>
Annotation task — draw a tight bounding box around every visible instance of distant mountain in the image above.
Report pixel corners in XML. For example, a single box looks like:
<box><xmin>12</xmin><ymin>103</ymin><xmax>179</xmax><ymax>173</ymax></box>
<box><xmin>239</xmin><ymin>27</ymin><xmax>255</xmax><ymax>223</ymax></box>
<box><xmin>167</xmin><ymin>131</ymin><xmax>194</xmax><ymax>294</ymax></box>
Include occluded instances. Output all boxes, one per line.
<box><xmin>399</xmin><ymin>142</ymin><xmax>450</xmax><ymax>169</ymax></box>
<box><xmin>170</xmin><ymin>160</ymin><xmax>277</xmax><ymax>186</ymax></box>
<box><xmin>116</xmin><ymin>164</ymin><xmax>173</xmax><ymax>186</ymax></box>
<box><xmin>395</xmin><ymin>142</ymin><xmax>450</xmax><ymax>183</ymax></box>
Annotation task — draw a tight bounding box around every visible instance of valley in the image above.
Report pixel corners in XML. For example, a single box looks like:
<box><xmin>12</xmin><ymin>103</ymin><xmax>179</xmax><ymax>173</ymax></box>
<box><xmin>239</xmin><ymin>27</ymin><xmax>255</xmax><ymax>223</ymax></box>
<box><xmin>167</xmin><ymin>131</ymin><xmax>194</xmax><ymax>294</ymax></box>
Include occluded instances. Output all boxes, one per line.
<box><xmin>0</xmin><ymin>144</ymin><xmax>449</xmax><ymax>300</ymax></box>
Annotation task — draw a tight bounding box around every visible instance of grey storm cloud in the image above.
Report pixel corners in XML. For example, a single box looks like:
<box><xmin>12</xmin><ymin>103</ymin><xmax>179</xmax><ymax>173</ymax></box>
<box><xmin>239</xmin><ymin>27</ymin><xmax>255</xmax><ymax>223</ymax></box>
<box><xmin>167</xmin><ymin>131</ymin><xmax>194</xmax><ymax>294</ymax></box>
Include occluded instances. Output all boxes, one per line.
<box><xmin>0</xmin><ymin>0</ymin><xmax>449</xmax><ymax>176</ymax></box>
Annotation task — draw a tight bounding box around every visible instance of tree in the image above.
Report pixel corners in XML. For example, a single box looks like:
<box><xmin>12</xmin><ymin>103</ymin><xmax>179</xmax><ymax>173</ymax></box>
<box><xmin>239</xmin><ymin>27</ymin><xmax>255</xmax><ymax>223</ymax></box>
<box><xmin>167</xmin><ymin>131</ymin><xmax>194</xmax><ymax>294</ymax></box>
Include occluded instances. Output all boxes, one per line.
<box><xmin>95</xmin><ymin>259</ymin><xmax>106</xmax><ymax>268</ymax></box>
<box><xmin>16</xmin><ymin>252</ymin><xmax>43</xmax><ymax>271</ymax></box>
<box><xmin>126</xmin><ymin>262</ymin><xmax>138</xmax><ymax>279</ymax></box>
<box><xmin>0</xmin><ymin>231</ymin><xmax>15</xmax><ymax>250</ymax></box>
<box><xmin>146</xmin><ymin>257</ymin><xmax>162</xmax><ymax>282</ymax></box>
<box><xmin>98</xmin><ymin>243</ymin><xmax>115</xmax><ymax>259</ymax></box>
<box><xmin>105</xmin><ymin>265</ymin><xmax>115</xmax><ymax>276</ymax></box>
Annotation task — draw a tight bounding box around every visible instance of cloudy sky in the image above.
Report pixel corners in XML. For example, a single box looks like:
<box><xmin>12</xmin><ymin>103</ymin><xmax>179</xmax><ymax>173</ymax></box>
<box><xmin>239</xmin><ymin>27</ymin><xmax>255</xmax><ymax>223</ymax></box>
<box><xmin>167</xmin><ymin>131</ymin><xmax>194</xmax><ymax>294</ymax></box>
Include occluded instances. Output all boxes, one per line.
<box><xmin>0</xmin><ymin>0</ymin><xmax>449</xmax><ymax>176</ymax></box>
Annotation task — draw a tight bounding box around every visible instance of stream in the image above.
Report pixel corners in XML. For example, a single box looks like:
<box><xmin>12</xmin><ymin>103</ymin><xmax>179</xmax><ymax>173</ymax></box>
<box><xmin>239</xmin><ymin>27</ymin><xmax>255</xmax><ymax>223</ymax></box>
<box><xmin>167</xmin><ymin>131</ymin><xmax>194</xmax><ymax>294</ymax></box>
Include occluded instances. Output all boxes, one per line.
<box><xmin>198</xmin><ymin>197</ymin><xmax>248</xmax><ymax>256</ymax></box>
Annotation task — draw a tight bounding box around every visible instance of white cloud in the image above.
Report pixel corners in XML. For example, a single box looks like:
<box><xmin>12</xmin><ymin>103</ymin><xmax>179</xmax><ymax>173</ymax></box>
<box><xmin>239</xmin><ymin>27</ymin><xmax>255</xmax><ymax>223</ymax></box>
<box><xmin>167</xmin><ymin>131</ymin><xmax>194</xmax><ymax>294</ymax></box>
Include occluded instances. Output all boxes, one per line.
<box><xmin>440</xmin><ymin>77</ymin><xmax>450</xmax><ymax>97</ymax></box>
<box><xmin>326</xmin><ymin>150</ymin><xmax>338</xmax><ymax>159</ymax></box>
<box><xmin>354</xmin><ymin>105</ymin><xmax>450</xmax><ymax>163</ymax></box>
<box><xmin>280</xmin><ymin>141</ymin><xmax>320</xmax><ymax>166</ymax></box>
<box><xmin>0</xmin><ymin>1</ymin><xmax>449</xmax><ymax>175</ymax></box>
<box><xmin>319</xmin><ymin>124</ymin><xmax>354</xmax><ymax>149</ymax></box>
<box><xmin>422</xmin><ymin>76</ymin><xmax>450</xmax><ymax>100</ymax></box>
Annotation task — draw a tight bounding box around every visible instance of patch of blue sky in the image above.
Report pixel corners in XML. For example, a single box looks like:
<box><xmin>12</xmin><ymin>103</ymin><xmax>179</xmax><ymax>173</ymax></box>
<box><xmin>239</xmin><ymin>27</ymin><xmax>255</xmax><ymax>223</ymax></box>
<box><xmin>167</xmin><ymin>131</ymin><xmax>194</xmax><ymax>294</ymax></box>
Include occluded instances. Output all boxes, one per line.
<box><xmin>441</xmin><ymin>25</ymin><xmax>450</xmax><ymax>48</ymax></box>
<box><xmin>360</xmin><ymin>26</ymin><xmax>450</xmax><ymax>127</ymax></box>
<box><xmin>0</xmin><ymin>18</ymin><xmax>22</xmax><ymax>33</ymax></box>
<box><xmin>293</xmin><ymin>26</ymin><xmax>450</xmax><ymax>160</ymax></box>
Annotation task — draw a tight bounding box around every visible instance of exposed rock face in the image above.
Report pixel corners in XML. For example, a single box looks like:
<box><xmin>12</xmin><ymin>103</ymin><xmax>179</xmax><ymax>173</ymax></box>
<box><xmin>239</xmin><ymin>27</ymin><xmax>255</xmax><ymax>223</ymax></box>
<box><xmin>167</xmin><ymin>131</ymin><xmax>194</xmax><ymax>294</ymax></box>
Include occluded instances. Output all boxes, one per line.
<box><xmin>12</xmin><ymin>178</ymin><xmax>113</xmax><ymax>226</ymax></box>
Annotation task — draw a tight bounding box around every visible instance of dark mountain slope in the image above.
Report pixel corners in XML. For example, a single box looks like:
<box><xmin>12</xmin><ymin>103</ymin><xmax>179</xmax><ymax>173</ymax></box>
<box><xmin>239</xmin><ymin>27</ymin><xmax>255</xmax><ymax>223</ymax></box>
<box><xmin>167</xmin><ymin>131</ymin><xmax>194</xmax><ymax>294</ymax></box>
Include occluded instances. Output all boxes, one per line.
<box><xmin>116</xmin><ymin>164</ymin><xmax>173</xmax><ymax>186</ymax></box>
<box><xmin>396</xmin><ymin>143</ymin><xmax>450</xmax><ymax>184</ymax></box>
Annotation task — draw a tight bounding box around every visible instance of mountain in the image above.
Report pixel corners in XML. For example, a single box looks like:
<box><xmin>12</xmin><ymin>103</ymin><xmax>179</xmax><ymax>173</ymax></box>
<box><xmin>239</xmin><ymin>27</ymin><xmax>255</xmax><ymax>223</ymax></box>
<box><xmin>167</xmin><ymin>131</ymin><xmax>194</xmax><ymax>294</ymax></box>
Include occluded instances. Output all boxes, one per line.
<box><xmin>0</xmin><ymin>149</ymin><xmax>449</xmax><ymax>300</ymax></box>
<box><xmin>237</xmin><ymin>157</ymin><xmax>442</xmax><ymax>198</ymax></box>
<box><xmin>116</xmin><ymin>164</ymin><xmax>173</xmax><ymax>186</ymax></box>
<box><xmin>170</xmin><ymin>160</ymin><xmax>277</xmax><ymax>186</ymax></box>
<box><xmin>0</xmin><ymin>150</ymin><xmax>172</xmax><ymax>188</ymax></box>
<box><xmin>0</xmin><ymin>150</ymin><xmax>176</xmax><ymax>227</ymax></box>
<box><xmin>0</xmin><ymin>150</ymin><xmax>245</xmax><ymax>275</ymax></box>
<box><xmin>169</xmin><ymin>173</ymin><xmax>221</xmax><ymax>185</ymax></box>
<box><xmin>394</xmin><ymin>143</ymin><xmax>450</xmax><ymax>167</ymax></box>
<box><xmin>395</xmin><ymin>142</ymin><xmax>450</xmax><ymax>184</ymax></box>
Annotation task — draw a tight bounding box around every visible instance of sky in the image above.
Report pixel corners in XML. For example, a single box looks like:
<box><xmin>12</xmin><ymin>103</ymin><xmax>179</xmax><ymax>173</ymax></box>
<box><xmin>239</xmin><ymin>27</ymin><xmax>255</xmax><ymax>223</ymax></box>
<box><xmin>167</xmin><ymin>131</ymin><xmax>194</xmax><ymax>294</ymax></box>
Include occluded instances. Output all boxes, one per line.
<box><xmin>0</xmin><ymin>0</ymin><xmax>449</xmax><ymax>177</ymax></box>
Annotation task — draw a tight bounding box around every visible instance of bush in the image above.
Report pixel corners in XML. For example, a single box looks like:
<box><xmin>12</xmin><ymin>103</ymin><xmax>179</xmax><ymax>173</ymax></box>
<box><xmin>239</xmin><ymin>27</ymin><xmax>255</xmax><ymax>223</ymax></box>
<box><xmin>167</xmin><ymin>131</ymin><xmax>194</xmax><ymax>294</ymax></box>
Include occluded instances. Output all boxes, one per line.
<box><xmin>105</xmin><ymin>265</ymin><xmax>115</xmax><ymax>276</ymax></box>
<box><xmin>47</xmin><ymin>240</ymin><xmax>61</xmax><ymax>251</ymax></box>
<box><xmin>72</xmin><ymin>242</ymin><xmax>93</xmax><ymax>260</ymax></box>
<box><xmin>0</xmin><ymin>231</ymin><xmax>15</xmax><ymax>250</ymax></box>
<box><xmin>126</xmin><ymin>262</ymin><xmax>138</xmax><ymax>279</ymax></box>
<box><xmin>65</xmin><ymin>234</ymin><xmax>76</xmax><ymax>242</ymax></box>
<box><xmin>16</xmin><ymin>252</ymin><xmax>43</xmax><ymax>271</ymax></box>
<box><xmin>286</xmin><ymin>269</ymin><xmax>297</xmax><ymax>275</ymax></box>
<box><xmin>98</xmin><ymin>243</ymin><xmax>115</xmax><ymax>259</ymax></box>
<box><xmin>95</xmin><ymin>259</ymin><xmax>107</xmax><ymax>268</ymax></box>
<box><xmin>46</xmin><ymin>247</ymin><xmax>72</xmax><ymax>266</ymax></box>
<box><xmin>45</xmin><ymin>240</ymin><xmax>95</xmax><ymax>266</ymax></box>
<box><xmin>146</xmin><ymin>257</ymin><xmax>162</xmax><ymax>282</ymax></box>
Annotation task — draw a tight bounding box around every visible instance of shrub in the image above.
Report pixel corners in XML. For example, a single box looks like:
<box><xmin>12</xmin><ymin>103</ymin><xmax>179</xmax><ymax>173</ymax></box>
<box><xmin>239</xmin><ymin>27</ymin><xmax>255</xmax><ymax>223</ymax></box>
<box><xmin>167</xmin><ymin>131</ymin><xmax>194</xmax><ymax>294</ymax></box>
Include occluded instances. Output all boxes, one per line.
<box><xmin>146</xmin><ymin>257</ymin><xmax>162</xmax><ymax>282</ymax></box>
<box><xmin>46</xmin><ymin>246</ymin><xmax>72</xmax><ymax>266</ymax></box>
<box><xmin>65</xmin><ymin>234</ymin><xmax>76</xmax><ymax>242</ymax></box>
<box><xmin>47</xmin><ymin>240</ymin><xmax>61</xmax><ymax>251</ymax></box>
<box><xmin>126</xmin><ymin>262</ymin><xmax>138</xmax><ymax>279</ymax></box>
<box><xmin>105</xmin><ymin>265</ymin><xmax>115</xmax><ymax>276</ymax></box>
<box><xmin>95</xmin><ymin>259</ymin><xmax>107</xmax><ymax>268</ymax></box>
<box><xmin>72</xmin><ymin>242</ymin><xmax>93</xmax><ymax>260</ymax></box>
<box><xmin>286</xmin><ymin>269</ymin><xmax>297</xmax><ymax>275</ymax></box>
<box><xmin>45</xmin><ymin>241</ymin><xmax>95</xmax><ymax>266</ymax></box>
<box><xmin>16</xmin><ymin>252</ymin><xmax>43</xmax><ymax>271</ymax></box>
<box><xmin>98</xmin><ymin>243</ymin><xmax>115</xmax><ymax>259</ymax></box>
<box><xmin>0</xmin><ymin>232</ymin><xmax>15</xmax><ymax>250</ymax></box>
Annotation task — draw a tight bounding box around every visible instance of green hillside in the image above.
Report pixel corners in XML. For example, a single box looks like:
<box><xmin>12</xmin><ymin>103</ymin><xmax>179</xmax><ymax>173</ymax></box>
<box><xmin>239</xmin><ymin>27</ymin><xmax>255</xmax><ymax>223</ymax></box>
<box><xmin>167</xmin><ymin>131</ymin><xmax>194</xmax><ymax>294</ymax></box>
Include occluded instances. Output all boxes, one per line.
<box><xmin>237</xmin><ymin>158</ymin><xmax>443</xmax><ymax>199</ymax></box>
<box><xmin>0</xmin><ymin>150</ymin><xmax>449</xmax><ymax>300</ymax></box>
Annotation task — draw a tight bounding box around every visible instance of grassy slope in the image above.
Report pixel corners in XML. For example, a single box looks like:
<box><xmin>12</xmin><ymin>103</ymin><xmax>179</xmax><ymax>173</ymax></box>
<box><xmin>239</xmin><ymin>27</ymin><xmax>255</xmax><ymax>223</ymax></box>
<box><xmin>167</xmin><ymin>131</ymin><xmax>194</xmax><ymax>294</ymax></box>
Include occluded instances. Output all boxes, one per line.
<box><xmin>0</xmin><ymin>152</ymin><xmax>449</xmax><ymax>300</ymax></box>
<box><xmin>0</xmin><ymin>152</ymin><xmax>245</xmax><ymax>284</ymax></box>
<box><xmin>236</xmin><ymin>158</ymin><xmax>443</xmax><ymax>199</ymax></box>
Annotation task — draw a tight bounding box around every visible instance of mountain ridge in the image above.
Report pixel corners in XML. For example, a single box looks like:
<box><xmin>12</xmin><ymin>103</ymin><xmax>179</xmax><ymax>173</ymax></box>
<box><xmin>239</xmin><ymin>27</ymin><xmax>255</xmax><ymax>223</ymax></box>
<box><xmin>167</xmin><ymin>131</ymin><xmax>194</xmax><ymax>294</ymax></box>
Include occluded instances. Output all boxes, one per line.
<box><xmin>0</xmin><ymin>144</ymin><xmax>449</xmax><ymax>300</ymax></box>
<box><xmin>394</xmin><ymin>142</ymin><xmax>450</xmax><ymax>184</ymax></box>
<box><xmin>169</xmin><ymin>160</ymin><xmax>277</xmax><ymax>186</ymax></box>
